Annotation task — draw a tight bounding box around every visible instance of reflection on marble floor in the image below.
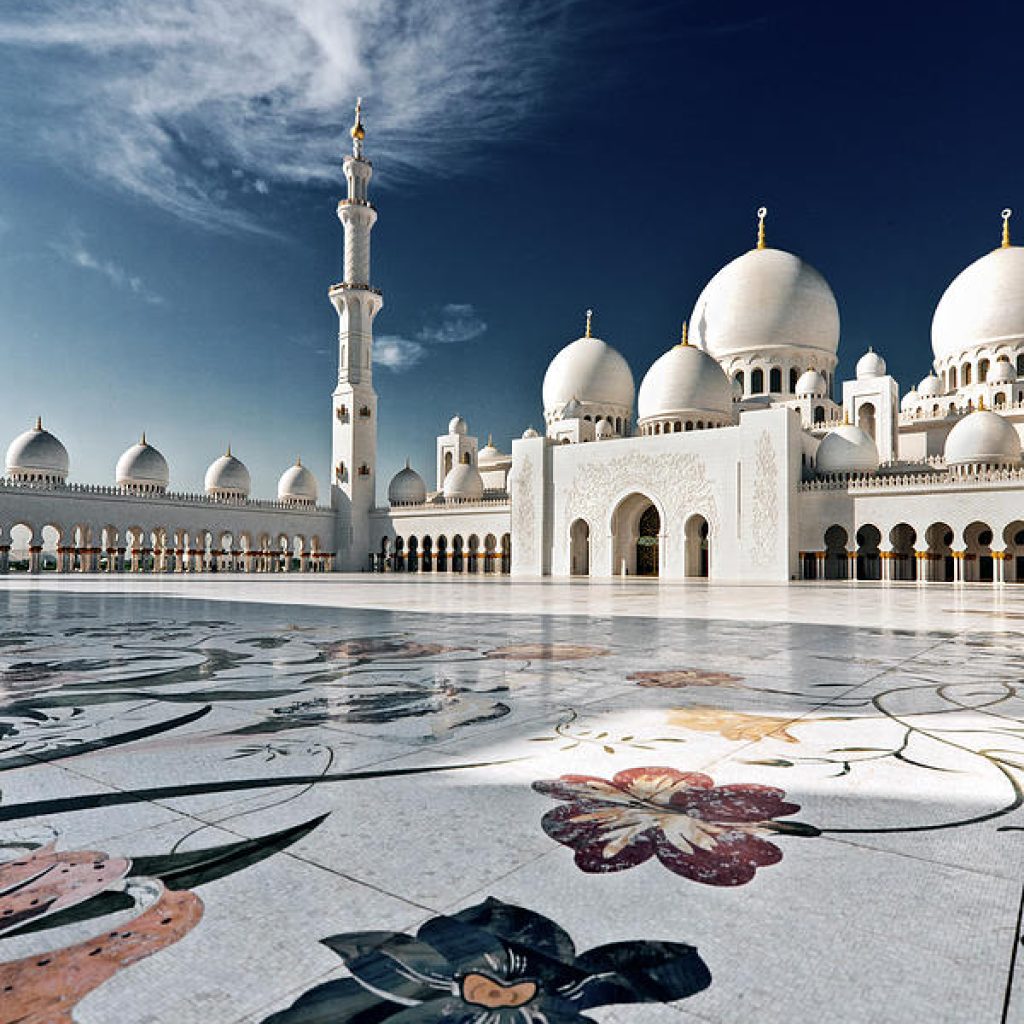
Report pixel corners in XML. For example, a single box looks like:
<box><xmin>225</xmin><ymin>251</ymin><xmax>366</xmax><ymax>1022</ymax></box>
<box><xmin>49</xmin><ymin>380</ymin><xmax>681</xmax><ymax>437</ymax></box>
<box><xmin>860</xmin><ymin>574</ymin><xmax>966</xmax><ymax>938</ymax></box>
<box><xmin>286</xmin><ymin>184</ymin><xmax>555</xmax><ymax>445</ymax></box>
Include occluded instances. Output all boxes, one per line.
<box><xmin>0</xmin><ymin>591</ymin><xmax>1022</xmax><ymax>1022</ymax></box>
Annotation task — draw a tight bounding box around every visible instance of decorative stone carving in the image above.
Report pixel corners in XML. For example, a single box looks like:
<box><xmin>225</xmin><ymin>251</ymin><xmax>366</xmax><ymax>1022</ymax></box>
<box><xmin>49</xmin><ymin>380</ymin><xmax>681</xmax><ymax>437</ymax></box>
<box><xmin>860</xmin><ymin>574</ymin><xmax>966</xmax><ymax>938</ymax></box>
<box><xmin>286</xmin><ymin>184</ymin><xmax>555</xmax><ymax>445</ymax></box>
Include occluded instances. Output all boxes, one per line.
<box><xmin>510</xmin><ymin>455</ymin><xmax>535</xmax><ymax>569</ymax></box>
<box><xmin>562</xmin><ymin>452</ymin><xmax>719</xmax><ymax>536</ymax></box>
<box><xmin>750</xmin><ymin>430</ymin><xmax>778</xmax><ymax>567</ymax></box>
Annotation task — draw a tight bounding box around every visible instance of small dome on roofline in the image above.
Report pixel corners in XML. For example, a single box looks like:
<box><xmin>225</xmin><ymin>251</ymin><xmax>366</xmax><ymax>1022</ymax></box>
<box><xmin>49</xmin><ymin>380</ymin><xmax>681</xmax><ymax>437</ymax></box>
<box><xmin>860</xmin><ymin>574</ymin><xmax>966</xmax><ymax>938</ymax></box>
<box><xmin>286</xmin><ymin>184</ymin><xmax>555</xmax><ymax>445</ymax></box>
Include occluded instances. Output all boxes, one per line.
<box><xmin>278</xmin><ymin>458</ymin><xmax>318</xmax><ymax>506</ymax></box>
<box><xmin>5</xmin><ymin>417</ymin><xmax>69</xmax><ymax>483</ymax></box>
<box><xmin>116</xmin><ymin>434</ymin><xmax>169</xmax><ymax>494</ymax></box>
<box><xmin>388</xmin><ymin>461</ymin><xmax>427</xmax><ymax>506</ymax></box>
<box><xmin>815</xmin><ymin>423</ymin><xmax>880</xmax><ymax>476</ymax></box>
<box><xmin>205</xmin><ymin>447</ymin><xmax>251</xmax><ymax>500</ymax></box>
<box><xmin>443</xmin><ymin>461</ymin><xmax>484</xmax><ymax>502</ymax></box>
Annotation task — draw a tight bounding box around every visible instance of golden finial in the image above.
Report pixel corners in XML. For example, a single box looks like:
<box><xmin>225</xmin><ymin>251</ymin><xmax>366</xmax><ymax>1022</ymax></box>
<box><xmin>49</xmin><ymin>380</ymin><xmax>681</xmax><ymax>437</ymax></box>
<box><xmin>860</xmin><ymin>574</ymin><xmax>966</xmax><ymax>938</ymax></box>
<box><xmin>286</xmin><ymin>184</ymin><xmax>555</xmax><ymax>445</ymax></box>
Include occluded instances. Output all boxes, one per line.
<box><xmin>226</xmin><ymin>443</ymin><xmax>232</xmax><ymax>458</ymax></box>
<box><xmin>756</xmin><ymin>206</ymin><xmax>767</xmax><ymax>250</ymax></box>
<box><xmin>677</xmin><ymin>321</ymin><xmax>690</xmax><ymax>347</ymax></box>
<box><xmin>487</xmin><ymin>433</ymin><xmax>493</xmax><ymax>445</ymax></box>
<box><xmin>1002</xmin><ymin>208</ymin><xmax>1012</xmax><ymax>248</ymax></box>
<box><xmin>350</xmin><ymin>97</ymin><xmax>365</xmax><ymax>141</ymax></box>
<box><xmin>140</xmin><ymin>431</ymin><xmax>147</xmax><ymax>446</ymax></box>
<box><xmin>584</xmin><ymin>308</ymin><xmax>593</xmax><ymax>338</ymax></box>
<box><xmin>34</xmin><ymin>416</ymin><xmax>42</xmax><ymax>431</ymax></box>
<box><xmin>296</xmin><ymin>455</ymin><xmax>302</xmax><ymax>466</ymax></box>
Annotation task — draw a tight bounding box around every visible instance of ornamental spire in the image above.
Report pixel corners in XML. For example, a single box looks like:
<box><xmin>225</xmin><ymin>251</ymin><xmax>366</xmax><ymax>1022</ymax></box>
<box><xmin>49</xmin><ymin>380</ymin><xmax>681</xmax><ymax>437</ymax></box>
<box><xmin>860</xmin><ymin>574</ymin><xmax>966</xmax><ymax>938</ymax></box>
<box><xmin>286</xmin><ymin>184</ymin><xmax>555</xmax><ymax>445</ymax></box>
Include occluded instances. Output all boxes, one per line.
<box><xmin>584</xmin><ymin>308</ymin><xmax>593</xmax><ymax>338</ymax></box>
<box><xmin>1002</xmin><ymin>208</ymin><xmax>1012</xmax><ymax>248</ymax></box>
<box><xmin>350</xmin><ymin>96</ymin><xmax>366</xmax><ymax>158</ymax></box>
<box><xmin>677</xmin><ymin>320</ymin><xmax>690</xmax><ymax>347</ymax></box>
<box><xmin>756</xmin><ymin>206</ymin><xmax>767</xmax><ymax>250</ymax></box>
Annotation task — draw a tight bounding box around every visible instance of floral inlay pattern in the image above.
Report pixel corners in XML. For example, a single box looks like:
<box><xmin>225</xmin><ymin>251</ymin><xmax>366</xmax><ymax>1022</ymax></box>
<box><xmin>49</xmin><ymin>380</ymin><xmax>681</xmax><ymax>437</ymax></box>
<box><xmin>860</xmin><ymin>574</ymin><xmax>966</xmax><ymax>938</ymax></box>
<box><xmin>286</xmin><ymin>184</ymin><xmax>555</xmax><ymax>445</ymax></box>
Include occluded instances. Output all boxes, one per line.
<box><xmin>667</xmin><ymin>707</ymin><xmax>801</xmax><ymax>743</ymax></box>
<box><xmin>629</xmin><ymin>668</ymin><xmax>744</xmax><ymax>689</ymax></box>
<box><xmin>534</xmin><ymin>767</ymin><xmax>818</xmax><ymax>886</ymax></box>
<box><xmin>484</xmin><ymin>642</ymin><xmax>610</xmax><ymax>661</ymax></box>
<box><xmin>264</xmin><ymin>896</ymin><xmax>712</xmax><ymax>1022</ymax></box>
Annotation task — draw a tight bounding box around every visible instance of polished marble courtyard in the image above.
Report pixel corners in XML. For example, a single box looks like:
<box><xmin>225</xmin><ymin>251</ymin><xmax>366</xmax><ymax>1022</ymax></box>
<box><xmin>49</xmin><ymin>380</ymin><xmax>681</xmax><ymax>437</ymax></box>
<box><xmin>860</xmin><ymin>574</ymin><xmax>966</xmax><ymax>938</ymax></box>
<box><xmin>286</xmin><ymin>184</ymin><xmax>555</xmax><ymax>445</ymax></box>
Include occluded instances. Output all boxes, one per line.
<box><xmin>1</xmin><ymin>576</ymin><xmax>1023</xmax><ymax>1023</ymax></box>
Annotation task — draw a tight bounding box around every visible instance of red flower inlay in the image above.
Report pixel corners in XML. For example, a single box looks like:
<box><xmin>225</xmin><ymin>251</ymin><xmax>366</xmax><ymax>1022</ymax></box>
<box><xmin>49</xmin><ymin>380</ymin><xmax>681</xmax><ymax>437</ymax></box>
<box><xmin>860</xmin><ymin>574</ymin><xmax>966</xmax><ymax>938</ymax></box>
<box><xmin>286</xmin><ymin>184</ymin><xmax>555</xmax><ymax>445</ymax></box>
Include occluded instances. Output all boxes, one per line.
<box><xmin>533</xmin><ymin>767</ymin><xmax>817</xmax><ymax>886</ymax></box>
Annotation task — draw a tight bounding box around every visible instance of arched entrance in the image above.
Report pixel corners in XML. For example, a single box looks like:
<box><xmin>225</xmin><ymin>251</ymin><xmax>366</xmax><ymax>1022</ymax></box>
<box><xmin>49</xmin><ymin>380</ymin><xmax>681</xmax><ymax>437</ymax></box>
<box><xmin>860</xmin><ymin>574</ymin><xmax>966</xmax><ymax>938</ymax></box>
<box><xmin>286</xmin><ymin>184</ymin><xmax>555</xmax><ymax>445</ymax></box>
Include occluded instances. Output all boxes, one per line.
<box><xmin>857</xmin><ymin>402</ymin><xmax>877</xmax><ymax>441</ymax></box>
<box><xmin>606</xmin><ymin>493</ymin><xmax>663</xmax><ymax>577</ymax></box>
<box><xmin>824</xmin><ymin>525</ymin><xmax>849</xmax><ymax>579</ymax></box>
<box><xmin>570</xmin><ymin>518</ymin><xmax>590</xmax><ymax>576</ymax></box>
<box><xmin>684</xmin><ymin>514</ymin><xmax>709</xmax><ymax>577</ymax></box>
<box><xmin>856</xmin><ymin>524</ymin><xmax>881</xmax><ymax>580</ymax></box>
<box><xmin>611</xmin><ymin>493</ymin><xmax>661</xmax><ymax>576</ymax></box>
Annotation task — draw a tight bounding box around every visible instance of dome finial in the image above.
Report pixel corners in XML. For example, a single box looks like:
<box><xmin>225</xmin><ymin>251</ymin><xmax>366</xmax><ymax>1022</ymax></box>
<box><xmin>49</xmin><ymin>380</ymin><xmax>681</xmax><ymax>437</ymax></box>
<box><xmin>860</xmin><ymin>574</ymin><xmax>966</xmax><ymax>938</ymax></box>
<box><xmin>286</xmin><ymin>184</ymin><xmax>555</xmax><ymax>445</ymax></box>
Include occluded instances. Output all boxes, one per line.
<box><xmin>677</xmin><ymin>320</ymin><xmax>690</xmax><ymax>347</ymax></box>
<box><xmin>1002</xmin><ymin>208</ymin><xmax>1013</xmax><ymax>248</ymax></box>
<box><xmin>404</xmin><ymin>456</ymin><xmax>410</xmax><ymax>468</ymax></box>
<box><xmin>34</xmin><ymin>416</ymin><xmax>42</xmax><ymax>431</ymax></box>
<box><xmin>140</xmin><ymin>431</ymin><xmax>147</xmax><ymax>446</ymax></box>
<box><xmin>584</xmin><ymin>308</ymin><xmax>593</xmax><ymax>338</ymax></box>
<box><xmin>226</xmin><ymin>443</ymin><xmax>232</xmax><ymax>458</ymax></box>
<box><xmin>756</xmin><ymin>206</ymin><xmax>767</xmax><ymax>250</ymax></box>
<box><xmin>350</xmin><ymin>97</ymin><xmax>366</xmax><ymax>156</ymax></box>
<box><xmin>296</xmin><ymin>455</ymin><xmax>302</xmax><ymax>466</ymax></box>
<box><xmin>487</xmin><ymin>433</ymin><xmax>493</xmax><ymax>445</ymax></box>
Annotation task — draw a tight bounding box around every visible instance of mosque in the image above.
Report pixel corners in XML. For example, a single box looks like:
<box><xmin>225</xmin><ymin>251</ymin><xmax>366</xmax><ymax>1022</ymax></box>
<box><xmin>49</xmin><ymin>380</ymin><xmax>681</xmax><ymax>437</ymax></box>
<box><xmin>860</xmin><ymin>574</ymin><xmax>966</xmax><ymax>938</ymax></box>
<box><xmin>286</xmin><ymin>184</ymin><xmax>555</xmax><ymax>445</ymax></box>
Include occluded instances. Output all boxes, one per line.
<box><xmin>3</xmin><ymin>105</ymin><xmax>1024</xmax><ymax>584</ymax></box>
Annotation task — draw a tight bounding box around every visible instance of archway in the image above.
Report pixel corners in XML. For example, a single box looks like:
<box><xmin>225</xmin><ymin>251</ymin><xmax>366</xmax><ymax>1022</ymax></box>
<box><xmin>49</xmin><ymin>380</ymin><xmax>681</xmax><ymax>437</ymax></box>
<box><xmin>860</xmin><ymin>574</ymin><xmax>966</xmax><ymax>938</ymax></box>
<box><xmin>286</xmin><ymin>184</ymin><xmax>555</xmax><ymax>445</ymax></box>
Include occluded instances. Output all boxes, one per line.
<box><xmin>824</xmin><ymin>525</ymin><xmax>849</xmax><ymax>579</ymax></box>
<box><xmin>963</xmin><ymin>521</ymin><xmax>994</xmax><ymax>582</ymax></box>
<box><xmin>684</xmin><ymin>514</ymin><xmax>709</xmax><ymax>577</ymax></box>
<box><xmin>452</xmin><ymin>535</ymin><xmax>464</xmax><ymax>573</ymax></box>
<box><xmin>407</xmin><ymin>536</ymin><xmax>419</xmax><ymax>573</ymax></box>
<box><xmin>501</xmin><ymin>533</ymin><xmax>511</xmax><ymax>574</ymax></box>
<box><xmin>925</xmin><ymin>522</ymin><xmax>954</xmax><ymax>582</ymax></box>
<box><xmin>484</xmin><ymin>534</ymin><xmax>497</xmax><ymax>573</ymax></box>
<box><xmin>1004</xmin><ymin>521</ymin><xmax>1024</xmax><ymax>582</ymax></box>
<box><xmin>855</xmin><ymin>524</ymin><xmax>881</xmax><ymax>580</ymax></box>
<box><xmin>570</xmin><ymin>518</ymin><xmax>590</xmax><ymax>576</ymax></box>
<box><xmin>421</xmin><ymin>535</ymin><xmax>433</xmax><ymax>573</ymax></box>
<box><xmin>611</xmin><ymin>494</ymin><xmax>661</xmax><ymax>576</ymax></box>
<box><xmin>467</xmin><ymin>535</ymin><xmax>480</xmax><ymax>573</ymax></box>
<box><xmin>889</xmin><ymin>523</ymin><xmax>917</xmax><ymax>581</ymax></box>
<box><xmin>436</xmin><ymin>535</ymin><xmax>448</xmax><ymax>572</ymax></box>
<box><xmin>857</xmin><ymin>402</ymin><xmax>876</xmax><ymax>441</ymax></box>
<box><xmin>394</xmin><ymin>536</ymin><xmax>405</xmax><ymax>572</ymax></box>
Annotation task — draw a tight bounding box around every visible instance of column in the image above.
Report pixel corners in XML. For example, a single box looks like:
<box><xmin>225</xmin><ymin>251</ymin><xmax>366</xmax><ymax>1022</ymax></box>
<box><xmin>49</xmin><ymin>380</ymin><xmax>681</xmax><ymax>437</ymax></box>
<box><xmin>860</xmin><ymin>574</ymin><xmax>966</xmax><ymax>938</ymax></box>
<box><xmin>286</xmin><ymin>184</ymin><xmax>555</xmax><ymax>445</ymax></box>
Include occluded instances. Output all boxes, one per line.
<box><xmin>880</xmin><ymin>549</ymin><xmax>892</xmax><ymax>582</ymax></box>
<box><xmin>846</xmin><ymin>550</ymin><xmax>857</xmax><ymax>580</ymax></box>
<box><xmin>994</xmin><ymin>550</ymin><xmax>1007</xmax><ymax>584</ymax></box>
<box><xmin>28</xmin><ymin>545</ymin><xmax>42</xmax><ymax>574</ymax></box>
<box><xmin>0</xmin><ymin>546</ymin><xmax>9</xmax><ymax>574</ymax></box>
<box><xmin>952</xmin><ymin>550</ymin><xmax>964</xmax><ymax>583</ymax></box>
<box><xmin>55</xmin><ymin>546</ymin><xmax>68</xmax><ymax>573</ymax></box>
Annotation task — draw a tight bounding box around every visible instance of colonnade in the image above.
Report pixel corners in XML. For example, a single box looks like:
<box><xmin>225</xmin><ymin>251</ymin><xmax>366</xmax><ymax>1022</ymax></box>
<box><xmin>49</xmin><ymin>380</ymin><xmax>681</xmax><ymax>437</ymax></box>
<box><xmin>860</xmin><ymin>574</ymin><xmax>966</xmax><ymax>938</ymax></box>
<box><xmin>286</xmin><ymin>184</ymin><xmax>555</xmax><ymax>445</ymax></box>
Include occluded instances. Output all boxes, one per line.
<box><xmin>375</xmin><ymin>532</ymin><xmax>511</xmax><ymax>574</ymax></box>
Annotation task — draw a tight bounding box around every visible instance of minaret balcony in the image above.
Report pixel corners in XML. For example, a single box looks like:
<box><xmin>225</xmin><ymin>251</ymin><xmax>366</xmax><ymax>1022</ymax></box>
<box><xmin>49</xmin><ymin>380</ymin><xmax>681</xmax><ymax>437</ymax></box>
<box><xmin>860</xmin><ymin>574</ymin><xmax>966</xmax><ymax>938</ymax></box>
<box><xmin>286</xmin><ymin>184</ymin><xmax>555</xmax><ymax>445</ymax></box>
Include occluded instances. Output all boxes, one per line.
<box><xmin>329</xmin><ymin>281</ymin><xmax>382</xmax><ymax>296</ymax></box>
<box><xmin>337</xmin><ymin>198</ymin><xmax>376</xmax><ymax>210</ymax></box>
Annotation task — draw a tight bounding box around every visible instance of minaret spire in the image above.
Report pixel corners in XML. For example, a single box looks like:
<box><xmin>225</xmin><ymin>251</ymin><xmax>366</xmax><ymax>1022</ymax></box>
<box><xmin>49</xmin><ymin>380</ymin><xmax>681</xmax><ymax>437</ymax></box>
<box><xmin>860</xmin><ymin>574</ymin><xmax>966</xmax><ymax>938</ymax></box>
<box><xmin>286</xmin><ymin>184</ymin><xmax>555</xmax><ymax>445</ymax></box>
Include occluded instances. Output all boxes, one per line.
<box><xmin>756</xmin><ymin>206</ymin><xmax>767</xmax><ymax>250</ymax></box>
<box><xmin>350</xmin><ymin>96</ymin><xmax>366</xmax><ymax>159</ymax></box>
<box><xmin>1002</xmin><ymin>208</ymin><xmax>1012</xmax><ymax>249</ymax></box>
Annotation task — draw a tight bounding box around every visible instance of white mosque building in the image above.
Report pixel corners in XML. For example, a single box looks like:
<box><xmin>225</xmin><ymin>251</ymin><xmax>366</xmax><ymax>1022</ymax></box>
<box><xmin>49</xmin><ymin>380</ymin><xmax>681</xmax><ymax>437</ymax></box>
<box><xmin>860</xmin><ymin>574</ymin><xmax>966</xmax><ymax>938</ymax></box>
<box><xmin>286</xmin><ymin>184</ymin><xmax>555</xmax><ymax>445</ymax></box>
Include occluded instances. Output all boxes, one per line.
<box><xmin>4</xmin><ymin>106</ymin><xmax>1024</xmax><ymax>584</ymax></box>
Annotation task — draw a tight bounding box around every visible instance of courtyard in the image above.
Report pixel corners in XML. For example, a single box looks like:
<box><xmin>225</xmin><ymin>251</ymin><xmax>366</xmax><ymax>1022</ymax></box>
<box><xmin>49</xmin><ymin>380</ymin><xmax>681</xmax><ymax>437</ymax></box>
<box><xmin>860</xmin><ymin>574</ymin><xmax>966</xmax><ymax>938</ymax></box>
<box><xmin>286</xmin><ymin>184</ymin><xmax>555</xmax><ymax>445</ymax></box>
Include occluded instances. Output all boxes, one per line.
<box><xmin>0</xmin><ymin>575</ymin><xmax>1021</xmax><ymax>1022</ymax></box>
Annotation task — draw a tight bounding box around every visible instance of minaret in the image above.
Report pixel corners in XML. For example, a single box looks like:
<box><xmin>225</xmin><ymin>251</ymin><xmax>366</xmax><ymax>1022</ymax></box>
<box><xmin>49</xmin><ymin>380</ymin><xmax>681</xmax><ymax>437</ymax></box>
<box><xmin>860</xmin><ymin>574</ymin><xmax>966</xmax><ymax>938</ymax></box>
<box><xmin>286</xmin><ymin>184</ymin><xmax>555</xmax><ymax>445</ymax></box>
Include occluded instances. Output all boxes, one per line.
<box><xmin>330</xmin><ymin>98</ymin><xmax>382</xmax><ymax>571</ymax></box>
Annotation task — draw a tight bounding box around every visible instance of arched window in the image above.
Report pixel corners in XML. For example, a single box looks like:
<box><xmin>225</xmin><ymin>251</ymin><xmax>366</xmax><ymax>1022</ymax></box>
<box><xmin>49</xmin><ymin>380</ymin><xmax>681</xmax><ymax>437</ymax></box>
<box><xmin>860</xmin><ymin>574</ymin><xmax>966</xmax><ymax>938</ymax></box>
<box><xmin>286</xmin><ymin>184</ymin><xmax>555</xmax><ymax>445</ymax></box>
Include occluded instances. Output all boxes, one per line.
<box><xmin>789</xmin><ymin>368</ymin><xmax>799</xmax><ymax>392</ymax></box>
<box><xmin>769</xmin><ymin>367</ymin><xmax>782</xmax><ymax>392</ymax></box>
<box><xmin>949</xmin><ymin>367</ymin><xmax>957</xmax><ymax>390</ymax></box>
<box><xmin>979</xmin><ymin>358</ymin><xmax>990</xmax><ymax>382</ymax></box>
<box><xmin>814</xmin><ymin>405</ymin><xmax>825</xmax><ymax>423</ymax></box>
<box><xmin>962</xmin><ymin>363</ymin><xmax>972</xmax><ymax>385</ymax></box>
<box><xmin>751</xmin><ymin>368</ymin><xmax>764</xmax><ymax>393</ymax></box>
<box><xmin>734</xmin><ymin>370</ymin><xmax>745</xmax><ymax>393</ymax></box>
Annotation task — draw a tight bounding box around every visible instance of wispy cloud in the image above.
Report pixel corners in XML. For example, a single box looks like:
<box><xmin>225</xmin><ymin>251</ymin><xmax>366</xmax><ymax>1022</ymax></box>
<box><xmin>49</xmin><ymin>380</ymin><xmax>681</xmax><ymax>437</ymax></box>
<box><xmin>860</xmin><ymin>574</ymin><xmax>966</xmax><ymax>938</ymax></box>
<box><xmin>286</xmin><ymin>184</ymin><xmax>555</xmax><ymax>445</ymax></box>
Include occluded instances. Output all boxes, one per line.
<box><xmin>0</xmin><ymin>1</ymin><xmax>576</xmax><ymax>231</ymax></box>
<box><xmin>52</xmin><ymin>229</ymin><xmax>164</xmax><ymax>304</ymax></box>
<box><xmin>374</xmin><ymin>302</ymin><xmax>487</xmax><ymax>372</ymax></box>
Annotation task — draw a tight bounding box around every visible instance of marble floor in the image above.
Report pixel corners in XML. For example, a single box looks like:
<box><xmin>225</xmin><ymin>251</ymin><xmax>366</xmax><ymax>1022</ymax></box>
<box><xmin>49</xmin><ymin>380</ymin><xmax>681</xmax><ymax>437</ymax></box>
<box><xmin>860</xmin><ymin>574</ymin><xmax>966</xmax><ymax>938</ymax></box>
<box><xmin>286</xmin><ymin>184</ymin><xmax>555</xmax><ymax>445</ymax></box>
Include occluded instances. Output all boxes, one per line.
<box><xmin>0</xmin><ymin>577</ymin><xmax>1023</xmax><ymax>1023</ymax></box>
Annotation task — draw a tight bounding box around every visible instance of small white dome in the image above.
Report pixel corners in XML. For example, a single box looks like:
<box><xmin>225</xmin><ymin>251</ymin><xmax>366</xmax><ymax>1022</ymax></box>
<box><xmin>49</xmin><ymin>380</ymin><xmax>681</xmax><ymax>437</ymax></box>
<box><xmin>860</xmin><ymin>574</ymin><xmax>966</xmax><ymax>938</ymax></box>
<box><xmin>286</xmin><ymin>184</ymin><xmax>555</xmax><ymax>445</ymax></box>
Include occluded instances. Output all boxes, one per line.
<box><xmin>116</xmin><ymin>434</ymin><xmax>169</xmax><ymax>492</ymax></box>
<box><xmin>277</xmin><ymin>459</ymin><xmax>318</xmax><ymax>505</ymax></box>
<box><xmin>542</xmin><ymin>332</ymin><xmax>635</xmax><ymax>419</ymax></box>
<box><xmin>448</xmin><ymin>415</ymin><xmax>468</xmax><ymax>435</ymax></box>
<box><xmin>944</xmin><ymin>408</ymin><xmax>1022</xmax><ymax>467</ymax></box>
<box><xmin>932</xmin><ymin>245</ymin><xmax>1024</xmax><ymax>363</ymax></box>
<box><xmin>795</xmin><ymin>369</ymin><xmax>827</xmax><ymax>397</ymax></box>
<box><xmin>918</xmin><ymin>373</ymin><xmax>945</xmax><ymax>397</ymax></box>
<box><xmin>595</xmin><ymin>419</ymin><xmax>614</xmax><ymax>438</ymax></box>
<box><xmin>204</xmin><ymin>448</ymin><xmax>251</xmax><ymax>499</ymax></box>
<box><xmin>388</xmin><ymin>462</ymin><xmax>426</xmax><ymax>505</ymax></box>
<box><xmin>443</xmin><ymin>461</ymin><xmax>484</xmax><ymax>502</ymax></box>
<box><xmin>5</xmin><ymin>418</ymin><xmax>69</xmax><ymax>481</ymax></box>
<box><xmin>816</xmin><ymin>424</ymin><xmax>880</xmax><ymax>475</ymax></box>
<box><xmin>477</xmin><ymin>437</ymin><xmax>503</xmax><ymax>465</ymax></box>
<box><xmin>900</xmin><ymin>388</ymin><xmax>919</xmax><ymax>412</ymax></box>
<box><xmin>856</xmin><ymin>347</ymin><xmax>886</xmax><ymax>379</ymax></box>
<box><xmin>990</xmin><ymin>359</ymin><xmax>1017</xmax><ymax>383</ymax></box>
<box><xmin>690</xmin><ymin>247</ymin><xmax>840</xmax><ymax>360</ymax></box>
<box><xmin>521</xmin><ymin>426</ymin><xmax>540</xmax><ymax>439</ymax></box>
<box><xmin>637</xmin><ymin>342</ymin><xmax>733</xmax><ymax>423</ymax></box>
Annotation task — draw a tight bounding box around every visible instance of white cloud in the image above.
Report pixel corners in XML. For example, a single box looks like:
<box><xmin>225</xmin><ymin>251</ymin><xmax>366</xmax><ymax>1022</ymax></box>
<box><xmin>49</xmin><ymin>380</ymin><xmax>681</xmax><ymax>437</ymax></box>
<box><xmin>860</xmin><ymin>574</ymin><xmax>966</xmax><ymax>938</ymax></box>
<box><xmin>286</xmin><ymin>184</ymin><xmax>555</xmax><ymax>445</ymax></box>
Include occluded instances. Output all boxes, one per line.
<box><xmin>51</xmin><ymin>230</ymin><xmax>164</xmax><ymax>304</ymax></box>
<box><xmin>417</xmin><ymin>303</ymin><xmax>486</xmax><ymax>345</ymax></box>
<box><xmin>374</xmin><ymin>335</ymin><xmax>426</xmax><ymax>371</ymax></box>
<box><xmin>0</xmin><ymin>0</ymin><xmax>577</xmax><ymax>231</ymax></box>
<box><xmin>374</xmin><ymin>302</ymin><xmax>487</xmax><ymax>372</ymax></box>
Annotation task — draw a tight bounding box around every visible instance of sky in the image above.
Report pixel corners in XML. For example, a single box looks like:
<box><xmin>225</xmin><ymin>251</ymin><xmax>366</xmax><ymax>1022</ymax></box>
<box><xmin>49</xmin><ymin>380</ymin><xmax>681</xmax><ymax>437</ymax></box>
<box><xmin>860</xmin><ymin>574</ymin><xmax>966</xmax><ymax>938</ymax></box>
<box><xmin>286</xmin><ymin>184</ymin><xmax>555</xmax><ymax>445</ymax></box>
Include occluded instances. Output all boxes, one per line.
<box><xmin>1</xmin><ymin>0</ymin><xmax>1022</xmax><ymax>499</ymax></box>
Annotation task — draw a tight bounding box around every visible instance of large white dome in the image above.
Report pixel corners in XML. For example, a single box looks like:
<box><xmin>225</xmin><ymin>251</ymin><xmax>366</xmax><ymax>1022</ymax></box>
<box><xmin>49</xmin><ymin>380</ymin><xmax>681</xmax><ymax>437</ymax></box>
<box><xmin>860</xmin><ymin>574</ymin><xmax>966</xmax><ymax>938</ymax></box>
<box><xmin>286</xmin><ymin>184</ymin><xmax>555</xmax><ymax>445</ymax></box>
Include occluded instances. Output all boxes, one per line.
<box><xmin>388</xmin><ymin>462</ymin><xmax>426</xmax><ymax>505</ymax></box>
<box><xmin>932</xmin><ymin>246</ymin><xmax>1024</xmax><ymax>363</ymax></box>
<box><xmin>690</xmin><ymin>248</ymin><xmax>840</xmax><ymax>360</ymax></box>
<box><xmin>944</xmin><ymin>409</ymin><xmax>1021</xmax><ymax>467</ymax></box>
<box><xmin>443</xmin><ymin>461</ymin><xmax>484</xmax><ymax>502</ymax></box>
<box><xmin>637</xmin><ymin>342</ymin><xmax>732</xmax><ymax>423</ymax></box>
<box><xmin>116</xmin><ymin>435</ymin><xmax>169</xmax><ymax>492</ymax></box>
<box><xmin>542</xmin><ymin>334</ymin><xmax>635</xmax><ymax>418</ymax></box>
<box><xmin>204</xmin><ymin>448</ymin><xmax>251</xmax><ymax>499</ymax></box>
<box><xmin>277</xmin><ymin>459</ymin><xmax>318</xmax><ymax>505</ymax></box>
<box><xmin>6</xmin><ymin>418</ymin><xmax>69</xmax><ymax>482</ymax></box>
<box><xmin>816</xmin><ymin>424</ymin><xmax>879</xmax><ymax>476</ymax></box>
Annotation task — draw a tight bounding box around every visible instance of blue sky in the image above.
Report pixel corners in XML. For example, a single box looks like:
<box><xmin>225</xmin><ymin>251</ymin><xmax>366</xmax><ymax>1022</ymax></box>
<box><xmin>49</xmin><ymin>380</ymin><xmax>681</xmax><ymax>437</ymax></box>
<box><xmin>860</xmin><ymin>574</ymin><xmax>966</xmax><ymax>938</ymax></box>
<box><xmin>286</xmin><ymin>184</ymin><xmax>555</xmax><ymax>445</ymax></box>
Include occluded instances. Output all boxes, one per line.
<box><xmin>0</xmin><ymin>1</ymin><xmax>1021</xmax><ymax>498</ymax></box>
